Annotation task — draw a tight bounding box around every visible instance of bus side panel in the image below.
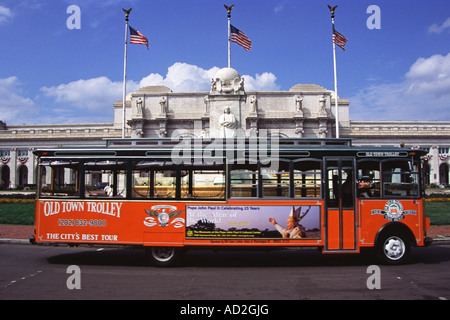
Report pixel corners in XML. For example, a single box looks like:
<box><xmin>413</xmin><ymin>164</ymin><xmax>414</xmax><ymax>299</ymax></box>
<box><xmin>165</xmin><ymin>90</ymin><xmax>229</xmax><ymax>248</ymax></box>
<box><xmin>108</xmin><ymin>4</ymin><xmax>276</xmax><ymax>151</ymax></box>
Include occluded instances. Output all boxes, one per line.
<box><xmin>358</xmin><ymin>199</ymin><xmax>424</xmax><ymax>247</ymax></box>
<box><xmin>34</xmin><ymin>200</ymin><xmax>187</xmax><ymax>246</ymax></box>
<box><xmin>326</xmin><ymin>209</ymin><xmax>340</xmax><ymax>250</ymax></box>
<box><xmin>342</xmin><ymin>209</ymin><xmax>356</xmax><ymax>250</ymax></box>
<box><xmin>34</xmin><ymin>200</ymin><xmax>132</xmax><ymax>245</ymax></box>
<box><xmin>34</xmin><ymin>199</ymin><xmax>41</xmax><ymax>239</ymax></box>
<box><xmin>143</xmin><ymin>232</ymin><xmax>184</xmax><ymax>247</ymax></box>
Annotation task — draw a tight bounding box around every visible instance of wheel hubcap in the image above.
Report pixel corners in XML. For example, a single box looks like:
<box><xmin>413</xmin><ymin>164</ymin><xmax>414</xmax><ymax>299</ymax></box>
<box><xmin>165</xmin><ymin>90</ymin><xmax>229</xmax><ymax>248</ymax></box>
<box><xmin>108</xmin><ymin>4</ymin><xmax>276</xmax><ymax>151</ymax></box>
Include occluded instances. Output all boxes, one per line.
<box><xmin>152</xmin><ymin>247</ymin><xmax>175</xmax><ymax>262</ymax></box>
<box><xmin>383</xmin><ymin>237</ymin><xmax>405</xmax><ymax>260</ymax></box>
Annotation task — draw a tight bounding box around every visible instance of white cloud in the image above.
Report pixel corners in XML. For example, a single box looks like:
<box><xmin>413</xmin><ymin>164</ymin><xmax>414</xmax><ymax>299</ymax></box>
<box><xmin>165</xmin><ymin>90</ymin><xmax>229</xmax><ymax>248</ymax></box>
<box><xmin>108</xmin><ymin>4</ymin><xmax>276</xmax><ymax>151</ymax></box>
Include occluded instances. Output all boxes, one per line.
<box><xmin>139</xmin><ymin>62</ymin><xmax>280</xmax><ymax>92</ymax></box>
<box><xmin>349</xmin><ymin>52</ymin><xmax>450</xmax><ymax>121</ymax></box>
<box><xmin>39</xmin><ymin>76</ymin><xmax>139</xmax><ymax>124</ymax></box>
<box><xmin>243</xmin><ymin>72</ymin><xmax>280</xmax><ymax>91</ymax></box>
<box><xmin>428</xmin><ymin>17</ymin><xmax>450</xmax><ymax>34</ymax></box>
<box><xmin>140</xmin><ymin>62</ymin><xmax>219</xmax><ymax>92</ymax></box>
<box><xmin>41</xmin><ymin>76</ymin><xmax>137</xmax><ymax>112</ymax></box>
<box><xmin>36</xmin><ymin>62</ymin><xmax>280</xmax><ymax>124</ymax></box>
<box><xmin>0</xmin><ymin>5</ymin><xmax>12</xmax><ymax>24</ymax></box>
<box><xmin>405</xmin><ymin>53</ymin><xmax>450</xmax><ymax>96</ymax></box>
<box><xmin>0</xmin><ymin>76</ymin><xmax>36</xmax><ymax>123</ymax></box>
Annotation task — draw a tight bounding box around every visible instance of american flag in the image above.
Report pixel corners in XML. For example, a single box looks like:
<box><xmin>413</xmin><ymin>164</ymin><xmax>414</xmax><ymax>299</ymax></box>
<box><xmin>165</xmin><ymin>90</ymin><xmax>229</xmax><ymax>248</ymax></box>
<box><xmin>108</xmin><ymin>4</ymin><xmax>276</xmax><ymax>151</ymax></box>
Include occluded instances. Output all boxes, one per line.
<box><xmin>230</xmin><ymin>25</ymin><xmax>252</xmax><ymax>51</ymax></box>
<box><xmin>129</xmin><ymin>26</ymin><xmax>149</xmax><ymax>50</ymax></box>
<box><xmin>333</xmin><ymin>29</ymin><xmax>348</xmax><ymax>51</ymax></box>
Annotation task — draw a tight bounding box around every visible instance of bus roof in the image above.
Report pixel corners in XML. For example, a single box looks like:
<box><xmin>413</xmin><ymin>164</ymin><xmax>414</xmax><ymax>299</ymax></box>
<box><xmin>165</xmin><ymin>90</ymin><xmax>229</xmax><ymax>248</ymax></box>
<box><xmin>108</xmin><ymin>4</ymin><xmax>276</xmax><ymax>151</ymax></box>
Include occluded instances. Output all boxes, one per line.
<box><xmin>33</xmin><ymin>138</ymin><xmax>427</xmax><ymax>161</ymax></box>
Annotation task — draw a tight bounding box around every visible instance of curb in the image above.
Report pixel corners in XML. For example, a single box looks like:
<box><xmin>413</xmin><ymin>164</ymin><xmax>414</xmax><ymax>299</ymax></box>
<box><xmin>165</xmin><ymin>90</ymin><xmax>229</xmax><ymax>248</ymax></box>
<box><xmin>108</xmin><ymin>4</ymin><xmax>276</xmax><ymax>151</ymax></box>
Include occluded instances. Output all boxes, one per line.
<box><xmin>0</xmin><ymin>238</ymin><xmax>31</xmax><ymax>245</ymax></box>
<box><xmin>431</xmin><ymin>238</ymin><xmax>450</xmax><ymax>246</ymax></box>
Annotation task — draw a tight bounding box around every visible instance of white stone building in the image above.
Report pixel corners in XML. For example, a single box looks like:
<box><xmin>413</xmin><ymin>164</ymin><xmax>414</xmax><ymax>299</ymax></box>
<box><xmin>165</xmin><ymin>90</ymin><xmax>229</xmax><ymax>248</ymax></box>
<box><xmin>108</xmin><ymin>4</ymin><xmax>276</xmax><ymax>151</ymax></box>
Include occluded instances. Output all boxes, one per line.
<box><xmin>1</xmin><ymin>67</ymin><xmax>449</xmax><ymax>188</ymax></box>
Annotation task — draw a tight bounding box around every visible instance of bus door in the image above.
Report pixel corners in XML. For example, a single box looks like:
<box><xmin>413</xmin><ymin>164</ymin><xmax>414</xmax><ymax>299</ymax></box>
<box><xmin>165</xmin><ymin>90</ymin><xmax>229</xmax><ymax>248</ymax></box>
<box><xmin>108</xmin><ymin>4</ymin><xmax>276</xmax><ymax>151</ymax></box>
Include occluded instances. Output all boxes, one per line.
<box><xmin>324</xmin><ymin>158</ymin><xmax>357</xmax><ymax>252</ymax></box>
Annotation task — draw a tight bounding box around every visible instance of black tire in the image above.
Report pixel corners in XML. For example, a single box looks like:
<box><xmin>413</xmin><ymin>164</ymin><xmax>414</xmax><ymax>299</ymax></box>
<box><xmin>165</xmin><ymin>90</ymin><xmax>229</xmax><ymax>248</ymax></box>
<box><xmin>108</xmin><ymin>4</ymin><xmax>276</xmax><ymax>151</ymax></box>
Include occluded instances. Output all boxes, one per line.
<box><xmin>375</xmin><ymin>232</ymin><xmax>411</xmax><ymax>265</ymax></box>
<box><xmin>145</xmin><ymin>247</ymin><xmax>183</xmax><ymax>267</ymax></box>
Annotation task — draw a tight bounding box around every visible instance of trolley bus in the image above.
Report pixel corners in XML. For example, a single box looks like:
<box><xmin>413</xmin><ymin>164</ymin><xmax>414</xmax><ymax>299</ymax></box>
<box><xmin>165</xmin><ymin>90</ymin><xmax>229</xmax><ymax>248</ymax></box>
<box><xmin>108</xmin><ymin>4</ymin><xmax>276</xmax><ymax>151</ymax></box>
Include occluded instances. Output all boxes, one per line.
<box><xmin>32</xmin><ymin>137</ymin><xmax>431</xmax><ymax>266</ymax></box>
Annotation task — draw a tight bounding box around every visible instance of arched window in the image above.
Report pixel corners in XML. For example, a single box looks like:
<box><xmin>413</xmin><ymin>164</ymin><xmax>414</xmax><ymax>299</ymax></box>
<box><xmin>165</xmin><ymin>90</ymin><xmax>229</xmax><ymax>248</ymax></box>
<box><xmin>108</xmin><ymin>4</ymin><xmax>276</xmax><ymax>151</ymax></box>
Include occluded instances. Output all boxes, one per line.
<box><xmin>439</xmin><ymin>163</ymin><xmax>449</xmax><ymax>186</ymax></box>
<box><xmin>18</xmin><ymin>165</ymin><xmax>28</xmax><ymax>187</ymax></box>
<box><xmin>1</xmin><ymin>165</ymin><xmax>10</xmax><ymax>189</ymax></box>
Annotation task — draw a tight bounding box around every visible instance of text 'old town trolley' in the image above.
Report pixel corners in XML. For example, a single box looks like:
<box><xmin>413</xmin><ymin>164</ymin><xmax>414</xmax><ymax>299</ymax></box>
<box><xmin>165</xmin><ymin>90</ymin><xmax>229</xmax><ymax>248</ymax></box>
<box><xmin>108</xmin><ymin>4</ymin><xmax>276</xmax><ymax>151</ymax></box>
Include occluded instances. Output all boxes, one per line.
<box><xmin>32</xmin><ymin>137</ymin><xmax>431</xmax><ymax>266</ymax></box>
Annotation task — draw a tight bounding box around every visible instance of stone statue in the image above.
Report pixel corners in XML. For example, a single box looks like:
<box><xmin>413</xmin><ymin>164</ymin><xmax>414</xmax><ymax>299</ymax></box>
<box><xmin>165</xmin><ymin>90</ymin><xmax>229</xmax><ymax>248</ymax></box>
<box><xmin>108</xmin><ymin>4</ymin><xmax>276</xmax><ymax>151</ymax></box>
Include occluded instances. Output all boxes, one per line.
<box><xmin>319</xmin><ymin>95</ymin><xmax>327</xmax><ymax>117</ymax></box>
<box><xmin>203</xmin><ymin>96</ymin><xmax>210</xmax><ymax>114</ymax></box>
<box><xmin>295</xmin><ymin>95</ymin><xmax>303</xmax><ymax>114</ymax></box>
<box><xmin>210</xmin><ymin>67</ymin><xmax>244</xmax><ymax>94</ymax></box>
<box><xmin>136</xmin><ymin>97</ymin><xmax>144</xmax><ymax>116</ymax></box>
<box><xmin>219</xmin><ymin>106</ymin><xmax>236</xmax><ymax>137</ymax></box>
<box><xmin>250</xmin><ymin>95</ymin><xmax>257</xmax><ymax>113</ymax></box>
<box><xmin>210</xmin><ymin>78</ymin><xmax>217</xmax><ymax>92</ymax></box>
<box><xmin>159</xmin><ymin>96</ymin><xmax>167</xmax><ymax>114</ymax></box>
<box><xmin>238</xmin><ymin>78</ymin><xmax>244</xmax><ymax>92</ymax></box>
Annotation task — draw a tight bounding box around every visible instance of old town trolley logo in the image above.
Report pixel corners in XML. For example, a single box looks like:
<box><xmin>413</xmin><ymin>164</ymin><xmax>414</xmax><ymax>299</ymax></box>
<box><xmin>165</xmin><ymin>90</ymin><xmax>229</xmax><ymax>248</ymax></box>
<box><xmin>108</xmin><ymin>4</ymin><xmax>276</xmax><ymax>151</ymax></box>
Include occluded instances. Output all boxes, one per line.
<box><xmin>144</xmin><ymin>205</ymin><xmax>184</xmax><ymax>228</ymax></box>
<box><xmin>371</xmin><ymin>200</ymin><xmax>416</xmax><ymax>221</ymax></box>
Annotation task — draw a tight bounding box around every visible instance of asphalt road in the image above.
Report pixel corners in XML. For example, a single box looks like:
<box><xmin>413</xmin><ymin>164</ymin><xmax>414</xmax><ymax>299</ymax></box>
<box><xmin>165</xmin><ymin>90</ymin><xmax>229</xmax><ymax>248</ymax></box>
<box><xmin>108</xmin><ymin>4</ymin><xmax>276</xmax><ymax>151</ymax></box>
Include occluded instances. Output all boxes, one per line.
<box><xmin>1</xmin><ymin>243</ymin><xmax>449</xmax><ymax>302</ymax></box>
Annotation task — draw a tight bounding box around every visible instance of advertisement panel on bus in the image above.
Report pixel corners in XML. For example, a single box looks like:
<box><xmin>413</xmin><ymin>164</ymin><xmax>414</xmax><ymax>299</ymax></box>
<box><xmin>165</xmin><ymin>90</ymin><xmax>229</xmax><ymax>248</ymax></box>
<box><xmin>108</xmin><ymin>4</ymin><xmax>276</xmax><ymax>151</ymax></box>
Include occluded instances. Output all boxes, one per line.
<box><xmin>186</xmin><ymin>205</ymin><xmax>321</xmax><ymax>239</ymax></box>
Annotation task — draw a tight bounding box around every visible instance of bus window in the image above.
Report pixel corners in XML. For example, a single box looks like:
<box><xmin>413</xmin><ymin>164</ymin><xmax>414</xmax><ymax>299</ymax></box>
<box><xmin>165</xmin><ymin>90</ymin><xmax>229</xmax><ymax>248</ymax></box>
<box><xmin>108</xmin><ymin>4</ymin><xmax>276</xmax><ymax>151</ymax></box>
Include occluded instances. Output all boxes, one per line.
<box><xmin>132</xmin><ymin>162</ymin><xmax>150</xmax><ymax>198</ymax></box>
<box><xmin>261</xmin><ymin>161</ymin><xmax>290</xmax><ymax>198</ymax></box>
<box><xmin>341</xmin><ymin>169</ymin><xmax>354</xmax><ymax>208</ymax></box>
<box><xmin>84</xmin><ymin>161</ymin><xmax>126</xmax><ymax>198</ymax></box>
<box><xmin>154</xmin><ymin>169</ymin><xmax>177</xmax><ymax>198</ymax></box>
<box><xmin>39</xmin><ymin>161</ymin><xmax>80</xmax><ymax>197</ymax></box>
<box><xmin>133</xmin><ymin>162</ymin><xmax>225</xmax><ymax>200</ymax></box>
<box><xmin>132</xmin><ymin>161</ymin><xmax>177</xmax><ymax>199</ymax></box>
<box><xmin>230</xmin><ymin>164</ymin><xmax>258</xmax><ymax>198</ymax></box>
<box><xmin>293</xmin><ymin>160</ymin><xmax>321</xmax><ymax>198</ymax></box>
<box><xmin>325</xmin><ymin>159</ymin><xmax>355</xmax><ymax>209</ymax></box>
<box><xmin>382</xmin><ymin>160</ymin><xmax>419</xmax><ymax>197</ymax></box>
<box><xmin>357</xmin><ymin>160</ymin><xmax>381</xmax><ymax>198</ymax></box>
<box><xmin>181</xmin><ymin>166</ymin><xmax>225</xmax><ymax>199</ymax></box>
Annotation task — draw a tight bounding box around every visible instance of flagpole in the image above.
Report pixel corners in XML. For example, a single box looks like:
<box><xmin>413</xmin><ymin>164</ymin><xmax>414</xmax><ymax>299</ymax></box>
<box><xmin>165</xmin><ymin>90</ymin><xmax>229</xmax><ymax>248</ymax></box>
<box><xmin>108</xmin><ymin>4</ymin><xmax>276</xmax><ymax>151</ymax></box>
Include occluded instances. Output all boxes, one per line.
<box><xmin>225</xmin><ymin>5</ymin><xmax>234</xmax><ymax>68</ymax></box>
<box><xmin>122</xmin><ymin>8</ymin><xmax>131</xmax><ymax>139</ymax></box>
<box><xmin>329</xmin><ymin>5</ymin><xmax>340</xmax><ymax>138</ymax></box>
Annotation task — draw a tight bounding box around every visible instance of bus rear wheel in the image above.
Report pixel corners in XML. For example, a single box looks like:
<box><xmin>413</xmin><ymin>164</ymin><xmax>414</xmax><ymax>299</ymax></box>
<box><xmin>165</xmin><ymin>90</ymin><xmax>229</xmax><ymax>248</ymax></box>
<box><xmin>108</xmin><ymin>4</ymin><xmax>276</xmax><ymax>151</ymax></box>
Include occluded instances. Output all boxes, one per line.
<box><xmin>376</xmin><ymin>233</ymin><xmax>410</xmax><ymax>265</ymax></box>
<box><xmin>145</xmin><ymin>247</ymin><xmax>182</xmax><ymax>267</ymax></box>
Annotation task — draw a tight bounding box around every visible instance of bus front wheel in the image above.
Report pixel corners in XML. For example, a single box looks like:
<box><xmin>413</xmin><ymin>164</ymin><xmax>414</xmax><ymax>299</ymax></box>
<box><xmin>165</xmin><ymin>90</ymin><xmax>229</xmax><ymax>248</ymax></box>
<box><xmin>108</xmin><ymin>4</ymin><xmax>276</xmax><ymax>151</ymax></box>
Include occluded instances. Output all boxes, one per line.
<box><xmin>145</xmin><ymin>247</ymin><xmax>182</xmax><ymax>267</ymax></box>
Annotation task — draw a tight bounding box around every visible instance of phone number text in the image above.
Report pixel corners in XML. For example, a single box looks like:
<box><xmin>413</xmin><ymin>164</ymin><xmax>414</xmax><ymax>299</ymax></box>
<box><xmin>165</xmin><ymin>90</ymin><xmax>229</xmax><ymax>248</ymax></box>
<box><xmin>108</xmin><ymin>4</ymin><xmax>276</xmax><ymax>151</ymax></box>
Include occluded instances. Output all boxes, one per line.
<box><xmin>58</xmin><ymin>219</ymin><xmax>107</xmax><ymax>227</ymax></box>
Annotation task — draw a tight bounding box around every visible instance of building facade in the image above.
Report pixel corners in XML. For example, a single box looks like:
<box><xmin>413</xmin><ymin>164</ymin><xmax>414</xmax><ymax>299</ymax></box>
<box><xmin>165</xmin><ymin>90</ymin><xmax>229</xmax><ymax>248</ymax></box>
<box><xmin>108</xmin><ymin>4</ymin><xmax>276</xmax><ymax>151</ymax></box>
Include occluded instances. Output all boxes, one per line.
<box><xmin>1</xmin><ymin>67</ymin><xmax>449</xmax><ymax>188</ymax></box>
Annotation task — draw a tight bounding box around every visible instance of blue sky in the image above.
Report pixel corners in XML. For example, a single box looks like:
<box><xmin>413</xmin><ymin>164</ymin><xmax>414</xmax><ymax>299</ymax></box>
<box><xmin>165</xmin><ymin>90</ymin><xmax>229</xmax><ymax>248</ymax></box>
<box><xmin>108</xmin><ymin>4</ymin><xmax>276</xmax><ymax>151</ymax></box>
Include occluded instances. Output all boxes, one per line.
<box><xmin>1</xmin><ymin>0</ymin><xmax>449</xmax><ymax>124</ymax></box>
